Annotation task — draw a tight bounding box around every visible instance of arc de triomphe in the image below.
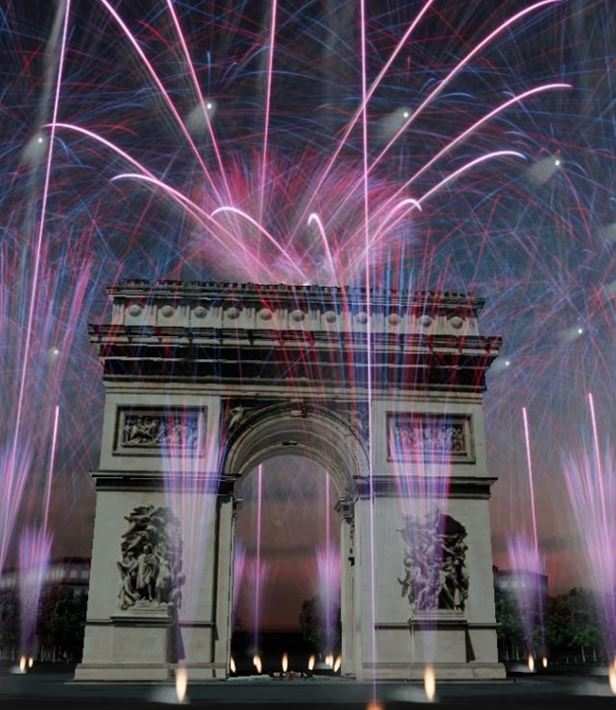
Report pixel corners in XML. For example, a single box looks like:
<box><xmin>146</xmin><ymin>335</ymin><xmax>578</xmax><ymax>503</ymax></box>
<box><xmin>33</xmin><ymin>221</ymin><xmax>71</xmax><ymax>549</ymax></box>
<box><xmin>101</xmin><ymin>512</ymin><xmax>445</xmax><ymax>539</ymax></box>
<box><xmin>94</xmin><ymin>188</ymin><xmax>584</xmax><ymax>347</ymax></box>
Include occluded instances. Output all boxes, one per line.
<box><xmin>75</xmin><ymin>280</ymin><xmax>505</xmax><ymax>681</ymax></box>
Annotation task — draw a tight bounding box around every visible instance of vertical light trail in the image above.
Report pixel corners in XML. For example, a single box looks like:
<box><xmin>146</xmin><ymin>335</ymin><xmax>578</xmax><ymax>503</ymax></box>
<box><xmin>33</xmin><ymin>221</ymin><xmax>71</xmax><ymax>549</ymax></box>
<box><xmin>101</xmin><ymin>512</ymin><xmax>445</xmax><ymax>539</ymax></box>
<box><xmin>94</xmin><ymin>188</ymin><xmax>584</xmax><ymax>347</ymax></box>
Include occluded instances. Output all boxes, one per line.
<box><xmin>254</xmin><ymin>463</ymin><xmax>263</xmax><ymax>652</ymax></box>
<box><xmin>289</xmin><ymin>0</ymin><xmax>435</xmax><ymax>237</ymax></box>
<box><xmin>325</xmin><ymin>475</ymin><xmax>331</xmax><ymax>651</ymax></box>
<box><xmin>43</xmin><ymin>405</ymin><xmax>60</xmax><ymax>532</ymax></box>
<box><xmin>165</xmin><ymin>0</ymin><xmax>232</xmax><ymax>202</ymax></box>
<box><xmin>259</xmin><ymin>0</ymin><xmax>278</xmax><ymax>223</ymax></box>
<box><xmin>99</xmin><ymin>0</ymin><xmax>224</xmax><ymax>204</ymax></box>
<box><xmin>367</xmin><ymin>0</ymin><xmax>561</xmax><ymax>176</ymax></box>
<box><xmin>587</xmin><ymin>393</ymin><xmax>608</xmax><ymax>533</ymax></box>
<box><xmin>522</xmin><ymin>408</ymin><xmax>539</xmax><ymax>555</ymax></box>
<box><xmin>308</xmin><ymin>213</ymin><xmax>337</xmax><ymax>281</ymax></box>
<box><xmin>11</xmin><ymin>0</ymin><xmax>70</xmax><ymax>466</ymax></box>
<box><xmin>359</xmin><ymin>0</ymin><xmax>377</xmax><ymax>693</ymax></box>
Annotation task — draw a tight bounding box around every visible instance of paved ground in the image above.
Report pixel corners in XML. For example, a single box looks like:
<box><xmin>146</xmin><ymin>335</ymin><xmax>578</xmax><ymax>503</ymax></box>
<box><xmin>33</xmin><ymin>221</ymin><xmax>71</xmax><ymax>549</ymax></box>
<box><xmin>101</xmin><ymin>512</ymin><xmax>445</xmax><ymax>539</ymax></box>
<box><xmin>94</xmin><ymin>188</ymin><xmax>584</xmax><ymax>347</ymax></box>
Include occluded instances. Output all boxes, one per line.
<box><xmin>1</xmin><ymin>667</ymin><xmax>615</xmax><ymax>709</ymax></box>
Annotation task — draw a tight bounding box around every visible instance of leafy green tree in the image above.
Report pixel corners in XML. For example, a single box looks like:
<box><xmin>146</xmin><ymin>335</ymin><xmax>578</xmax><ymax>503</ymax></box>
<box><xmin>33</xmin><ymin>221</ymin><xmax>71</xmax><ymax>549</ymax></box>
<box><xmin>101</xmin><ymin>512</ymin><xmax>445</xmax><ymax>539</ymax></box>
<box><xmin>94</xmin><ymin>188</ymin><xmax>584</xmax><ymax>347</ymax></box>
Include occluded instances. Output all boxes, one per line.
<box><xmin>37</xmin><ymin>587</ymin><xmax>87</xmax><ymax>662</ymax></box>
<box><xmin>0</xmin><ymin>591</ymin><xmax>18</xmax><ymax>659</ymax></box>
<box><xmin>494</xmin><ymin>587</ymin><xmax>524</xmax><ymax>659</ymax></box>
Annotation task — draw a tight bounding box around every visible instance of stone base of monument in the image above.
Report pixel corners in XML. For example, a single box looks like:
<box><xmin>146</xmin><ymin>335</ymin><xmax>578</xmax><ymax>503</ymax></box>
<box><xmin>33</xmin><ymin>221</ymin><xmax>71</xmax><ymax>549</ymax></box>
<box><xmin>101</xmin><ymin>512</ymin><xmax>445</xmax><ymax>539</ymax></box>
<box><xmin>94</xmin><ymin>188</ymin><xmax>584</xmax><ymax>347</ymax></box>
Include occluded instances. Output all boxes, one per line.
<box><xmin>360</xmin><ymin>662</ymin><xmax>507</xmax><ymax>680</ymax></box>
<box><xmin>356</xmin><ymin>611</ymin><xmax>506</xmax><ymax>680</ymax></box>
<box><xmin>75</xmin><ymin>605</ymin><xmax>174</xmax><ymax>682</ymax></box>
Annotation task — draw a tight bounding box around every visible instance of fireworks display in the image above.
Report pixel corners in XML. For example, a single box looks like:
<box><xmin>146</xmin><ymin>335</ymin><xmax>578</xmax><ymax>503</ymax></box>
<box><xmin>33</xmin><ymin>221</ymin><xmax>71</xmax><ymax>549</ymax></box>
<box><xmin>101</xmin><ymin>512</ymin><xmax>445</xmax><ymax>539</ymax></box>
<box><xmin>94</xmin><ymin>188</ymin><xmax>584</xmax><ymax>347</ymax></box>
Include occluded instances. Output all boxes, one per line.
<box><xmin>0</xmin><ymin>0</ymin><xmax>615</xmax><ymax>658</ymax></box>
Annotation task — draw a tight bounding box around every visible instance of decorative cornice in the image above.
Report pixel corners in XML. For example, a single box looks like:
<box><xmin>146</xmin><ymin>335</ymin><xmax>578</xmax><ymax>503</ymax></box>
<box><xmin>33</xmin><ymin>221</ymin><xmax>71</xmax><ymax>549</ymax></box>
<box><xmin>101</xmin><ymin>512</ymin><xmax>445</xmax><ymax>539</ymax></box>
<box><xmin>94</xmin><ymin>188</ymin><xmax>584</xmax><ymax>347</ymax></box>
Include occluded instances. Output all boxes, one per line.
<box><xmin>354</xmin><ymin>476</ymin><xmax>497</xmax><ymax>499</ymax></box>
<box><xmin>108</xmin><ymin>279</ymin><xmax>486</xmax><ymax>315</ymax></box>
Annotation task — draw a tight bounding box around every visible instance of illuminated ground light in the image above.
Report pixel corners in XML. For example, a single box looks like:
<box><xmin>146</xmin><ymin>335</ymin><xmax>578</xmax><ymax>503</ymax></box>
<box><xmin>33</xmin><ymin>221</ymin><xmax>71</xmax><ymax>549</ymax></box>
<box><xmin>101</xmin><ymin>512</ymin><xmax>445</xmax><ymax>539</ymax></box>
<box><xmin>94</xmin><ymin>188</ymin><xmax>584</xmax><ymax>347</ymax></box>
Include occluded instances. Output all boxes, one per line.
<box><xmin>253</xmin><ymin>654</ymin><xmax>262</xmax><ymax>674</ymax></box>
<box><xmin>282</xmin><ymin>653</ymin><xmax>288</xmax><ymax>673</ymax></box>
<box><xmin>554</xmin><ymin>158</ymin><xmax>561</xmax><ymax>167</ymax></box>
<box><xmin>307</xmin><ymin>655</ymin><xmax>315</xmax><ymax>672</ymax></box>
<box><xmin>528</xmin><ymin>654</ymin><xmax>535</xmax><ymax>672</ymax></box>
<box><xmin>505</xmin><ymin>359</ymin><xmax>511</xmax><ymax>367</ymax></box>
<box><xmin>610</xmin><ymin>660</ymin><xmax>616</xmax><ymax>695</ymax></box>
<box><xmin>542</xmin><ymin>656</ymin><xmax>548</xmax><ymax>669</ymax></box>
<box><xmin>577</xmin><ymin>327</ymin><xmax>584</xmax><ymax>335</ymax></box>
<box><xmin>229</xmin><ymin>657</ymin><xmax>236</xmax><ymax>674</ymax></box>
<box><xmin>18</xmin><ymin>656</ymin><xmax>27</xmax><ymax>673</ymax></box>
<box><xmin>402</xmin><ymin>110</ymin><xmax>410</xmax><ymax>119</ymax></box>
<box><xmin>333</xmin><ymin>655</ymin><xmax>342</xmax><ymax>673</ymax></box>
<box><xmin>175</xmin><ymin>665</ymin><xmax>188</xmax><ymax>703</ymax></box>
<box><xmin>325</xmin><ymin>653</ymin><xmax>334</xmax><ymax>668</ymax></box>
<box><xmin>366</xmin><ymin>703</ymin><xmax>384</xmax><ymax>710</ymax></box>
<box><xmin>424</xmin><ymin>665</ymin><xmax>436</xmax><ymax>702</ymax></box>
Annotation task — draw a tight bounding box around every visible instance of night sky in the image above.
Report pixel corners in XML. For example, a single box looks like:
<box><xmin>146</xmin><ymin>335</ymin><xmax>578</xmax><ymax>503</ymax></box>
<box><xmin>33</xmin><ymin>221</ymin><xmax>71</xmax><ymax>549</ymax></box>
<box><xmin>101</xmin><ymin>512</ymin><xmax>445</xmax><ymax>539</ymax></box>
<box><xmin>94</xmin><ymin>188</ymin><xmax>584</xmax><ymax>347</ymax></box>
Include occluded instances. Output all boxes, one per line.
<box><xmin>1</xmin><ymin>1</ymin><xmax>615</xmax><ymax>631</ymax></box>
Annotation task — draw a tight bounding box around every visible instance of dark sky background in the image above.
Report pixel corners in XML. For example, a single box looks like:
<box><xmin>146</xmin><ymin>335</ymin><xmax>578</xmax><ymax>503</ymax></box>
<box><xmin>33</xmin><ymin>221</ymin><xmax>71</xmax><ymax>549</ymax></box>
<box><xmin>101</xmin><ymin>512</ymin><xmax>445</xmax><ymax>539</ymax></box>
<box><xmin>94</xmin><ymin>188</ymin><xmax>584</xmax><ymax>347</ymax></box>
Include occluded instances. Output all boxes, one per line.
<box><xmin>2</xmin><ymin>1</ymin><xmax>616</xmax><ymax>631</ymax></box>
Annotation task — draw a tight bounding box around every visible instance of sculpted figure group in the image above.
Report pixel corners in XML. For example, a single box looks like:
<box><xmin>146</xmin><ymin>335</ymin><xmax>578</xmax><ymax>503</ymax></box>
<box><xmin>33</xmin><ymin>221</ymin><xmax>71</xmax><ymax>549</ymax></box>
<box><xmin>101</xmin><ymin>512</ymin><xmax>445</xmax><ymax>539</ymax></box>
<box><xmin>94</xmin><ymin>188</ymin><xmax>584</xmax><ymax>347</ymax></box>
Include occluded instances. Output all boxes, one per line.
<box><xmin>398</xmin><ymin>510</ymin><xmax>469</xmax><ymax>614</ymax></box>
<box><xmin>117</xmin><ymin>505</ymin><xmax>184</xmax><ymax>610</ymax></box>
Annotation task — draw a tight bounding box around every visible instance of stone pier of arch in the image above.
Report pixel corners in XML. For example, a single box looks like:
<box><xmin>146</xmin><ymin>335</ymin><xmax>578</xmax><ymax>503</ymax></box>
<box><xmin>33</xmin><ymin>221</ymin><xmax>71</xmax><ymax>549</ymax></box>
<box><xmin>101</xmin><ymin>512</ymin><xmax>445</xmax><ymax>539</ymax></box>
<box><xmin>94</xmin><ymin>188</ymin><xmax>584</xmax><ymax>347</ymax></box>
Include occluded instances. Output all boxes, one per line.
<box><xmin>75</xmin><ymin>280</ymin><xmax>505</xmax><ymax>682</ymax></box>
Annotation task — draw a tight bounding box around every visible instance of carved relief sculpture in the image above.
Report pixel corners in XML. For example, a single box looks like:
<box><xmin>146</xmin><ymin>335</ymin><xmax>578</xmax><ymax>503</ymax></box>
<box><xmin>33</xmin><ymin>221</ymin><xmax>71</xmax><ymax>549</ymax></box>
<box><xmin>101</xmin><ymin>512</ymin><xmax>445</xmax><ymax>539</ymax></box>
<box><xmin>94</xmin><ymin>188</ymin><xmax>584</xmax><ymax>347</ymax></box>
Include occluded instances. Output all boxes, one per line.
<box><xmin>117</xmin><ymin>505</ymin><xmax>185</xmax><ymax>610</ymax></box>
<box><xmin>121</xmin><ymin>411</ymin><xmax>200</xmax><ymax>450</ymax></box>
<box><xmin>387</xmin><ymin>413</ymin><xmax>473</xmax><ymax>463</ymax></box>
<box><xmin>398</xmin><ymin>511</ymin><xmax>469</xmax><ymax>614</ymax></box>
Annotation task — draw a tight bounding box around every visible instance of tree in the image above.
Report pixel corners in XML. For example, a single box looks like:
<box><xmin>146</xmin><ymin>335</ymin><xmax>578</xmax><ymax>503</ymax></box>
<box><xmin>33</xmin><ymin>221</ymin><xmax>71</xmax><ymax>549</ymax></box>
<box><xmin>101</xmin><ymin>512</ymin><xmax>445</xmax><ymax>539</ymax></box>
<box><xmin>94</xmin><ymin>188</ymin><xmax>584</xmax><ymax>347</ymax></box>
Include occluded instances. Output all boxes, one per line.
<box><xmin>37</xmin><ymin>587</ymin><xmax>87</xmax><ymax>662</ymax></box>
<box><xmin>494</xmin><ymin>587</ymin><xmax>524</xmax><ymax>659</ymax></box>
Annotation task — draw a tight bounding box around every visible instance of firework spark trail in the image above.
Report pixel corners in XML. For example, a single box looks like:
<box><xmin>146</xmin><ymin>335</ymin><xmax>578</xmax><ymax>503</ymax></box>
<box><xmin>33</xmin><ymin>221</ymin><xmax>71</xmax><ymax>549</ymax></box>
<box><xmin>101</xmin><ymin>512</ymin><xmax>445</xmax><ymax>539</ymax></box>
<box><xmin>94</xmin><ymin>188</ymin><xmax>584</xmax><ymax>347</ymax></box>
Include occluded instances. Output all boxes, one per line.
<box><xmin>109</xmin><ymin>173</ymin><xmax>277</xmax><ymax>278</ymax></box>
<box><xmin>506</xmin><ymin>536</ymin><xmax>545</xmax><ymax>653</ymax></box>
<box><xmin>43</xmin><ymin>405</ymin><xmax>60</xmax><ymax>532</ymax></box>
<box><xmin>289</xmin><ymin>0</ymin><xmax>437</xmax><ymax>237</ymax></box>
<box><xmin>562</xmin><ymin>443</ymin><xmax>616</xmax><ymax>656</ymax></box>
<box><xmin>211</xmin><ymin>205</ymin><xmax>307</xmax><ymax>281</ymax></box>
<box><xmin>18</xmin><ymin>527</ymin><xmax>53</xmax><ymax>657</ymax></box>
<box><xmin>347</xmin><ymin>83</ymin><xmax>572</xmax><ymax>249</ymax></box>
<box><xmin>307</xmin><ymin>213</ymin><xmax>337</xmax><ymax>278</ymax></box>
<box><xmin>346</xmin><ymin>151</ymin><xmax>526</xmax><ymax>277</ymax></box>
<box><xmin>367</xmin><ymin>0</ymin><xmax>562</xmax><ymax>176</ymax></box>
<box><xmin>259</xmin><ymin>0</ymin><xmax>278</xmax><ymax>223</ymax></box>
<box><xmin>254</xmin><ymin>463</ymin><xmax>263</xmax><ymax>653</ymax></box>
<box><xmin>522</xmin><ymin>407</ymin><xmax>539</xmax><ymax>554</ymax></box>
<box><xmin>326</xmin><ymin>2</ymin><xmax>564</xmax><ymax>234</ymax></box>
<box><xmin>359</xmin><ymin>0</ymin><xmax>379</xmax><ymax>692</ymax></box>
<box><xmin>0</xmin><ymin>448</ymin><xmax>32</xmax><ymax>576</ymax></box>
<box><xmin>164</xmin><ymin>0</ymin><xmax>232</xmax><ymax>203</ymax></box>
<box><xmin>10</xmin><ymin>0</ymin><xmax>70</xmax><ymax>473</ymax></box>
<box><xmin>163</xmin><ymin>414</ymin><xmax>219</xmax><ymax>639</ymax></box>
<box><xmin>587</xmin><ymin>392</ymin><xmax>608</xmax><ymax>534</ymax></box>
<box><xmin>98</xmin><ymin>0</ymin><xmax>225</xmax><ymax>204</ymax></box>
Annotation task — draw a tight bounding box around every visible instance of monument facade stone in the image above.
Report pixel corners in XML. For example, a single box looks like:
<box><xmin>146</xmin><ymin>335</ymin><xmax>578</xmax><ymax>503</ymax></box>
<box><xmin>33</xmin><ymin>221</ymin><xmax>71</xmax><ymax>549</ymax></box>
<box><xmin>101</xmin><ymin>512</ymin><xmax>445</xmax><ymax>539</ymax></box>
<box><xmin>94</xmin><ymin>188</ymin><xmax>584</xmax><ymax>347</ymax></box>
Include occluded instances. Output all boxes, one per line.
<box><xmin>75</xmin><ymin>280</ymin><xmax>505</xmax><ymax>681</ymax></box>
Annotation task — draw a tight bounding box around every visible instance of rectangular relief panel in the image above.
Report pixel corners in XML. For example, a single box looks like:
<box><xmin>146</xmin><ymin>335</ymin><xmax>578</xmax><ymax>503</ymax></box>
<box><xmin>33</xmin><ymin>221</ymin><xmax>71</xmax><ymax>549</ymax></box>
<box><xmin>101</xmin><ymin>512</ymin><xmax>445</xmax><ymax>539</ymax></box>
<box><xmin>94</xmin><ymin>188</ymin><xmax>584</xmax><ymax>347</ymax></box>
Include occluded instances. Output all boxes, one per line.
<box><xmin>386</xmin><ymin>412</ymin><xmax>474</xmax><ymax>464</ymax></box>
<box><xmin>114</xmin><ymin>406</ymin><xmax>206</xmax><ymax>457</ymax></box>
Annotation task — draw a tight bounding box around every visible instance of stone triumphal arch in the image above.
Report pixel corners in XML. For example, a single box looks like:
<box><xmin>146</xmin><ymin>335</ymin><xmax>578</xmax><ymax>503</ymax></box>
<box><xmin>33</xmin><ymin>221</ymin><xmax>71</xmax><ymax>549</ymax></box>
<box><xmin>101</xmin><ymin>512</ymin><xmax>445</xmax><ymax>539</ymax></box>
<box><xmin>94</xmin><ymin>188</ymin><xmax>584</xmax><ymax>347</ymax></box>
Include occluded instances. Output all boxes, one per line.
<box><xmin>76</xmin><ymin>280</ymin><xmax>505</xmax><ymax>681</ymax></box>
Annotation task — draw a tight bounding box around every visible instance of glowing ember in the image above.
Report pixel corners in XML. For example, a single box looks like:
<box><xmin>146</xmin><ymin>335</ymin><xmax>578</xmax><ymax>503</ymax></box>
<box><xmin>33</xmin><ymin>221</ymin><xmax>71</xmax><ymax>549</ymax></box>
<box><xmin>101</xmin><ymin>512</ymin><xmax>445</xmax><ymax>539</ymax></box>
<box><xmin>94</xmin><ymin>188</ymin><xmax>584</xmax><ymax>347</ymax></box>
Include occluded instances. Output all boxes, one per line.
<box><xmin>175</xmin><ymin>665</ymin><xmax>188</xmax><ymax>703</ymax></box>
<box><xmin>609</xmin><ymin>663</ymin><xmax>616</xmax><ymax>695</ymax></box>
<box><xmin>229</xmin><ymin>657</ymin><xmax>236</xmax><ymax>674</ymax></box>
<box><xmin>528</xmin><ymin>654</ymin><xmax>535</xmax><ymax>672</ymax></box>
<box><xmin>424</xmin><ymin>665</ymin><xmax>436</xmax><ymax>702</ymax></box>
<box><xmin>253</xmin><ymin>654</ymin><xmax>262</xmax><ymax>674</ymax></box>
<box><xmin>307</xmin><ymin>655</ymin><xmax>315</xmax><ymax>671</ymax></box>
<box><xmin>282</xmin><ymin>652</ymin><xmax>288</xmax><ymax>673</ymax></box>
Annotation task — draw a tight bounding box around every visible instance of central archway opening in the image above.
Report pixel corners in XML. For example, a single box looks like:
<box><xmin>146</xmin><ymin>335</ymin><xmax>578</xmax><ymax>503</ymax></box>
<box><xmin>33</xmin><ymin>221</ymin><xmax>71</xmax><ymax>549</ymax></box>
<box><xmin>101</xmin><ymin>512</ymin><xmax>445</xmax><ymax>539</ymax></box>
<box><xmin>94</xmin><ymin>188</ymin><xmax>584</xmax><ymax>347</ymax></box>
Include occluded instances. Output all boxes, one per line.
<box><xmin>231</xmin><ymin>455</ymin><xmax>341</xmax><ymax>676</ymax></box>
